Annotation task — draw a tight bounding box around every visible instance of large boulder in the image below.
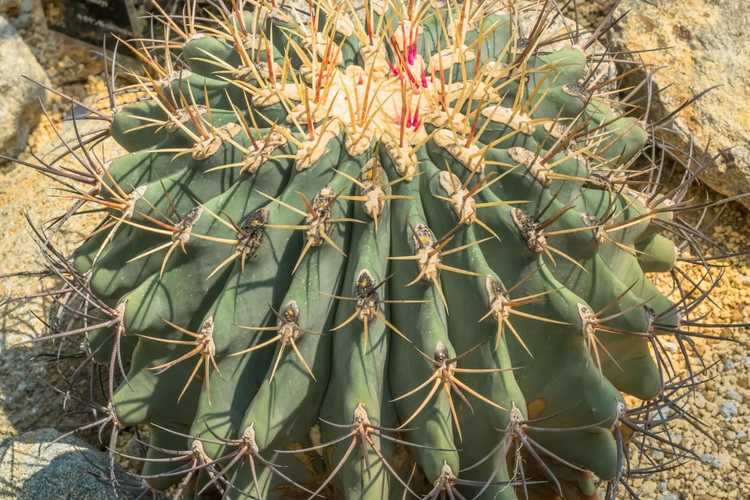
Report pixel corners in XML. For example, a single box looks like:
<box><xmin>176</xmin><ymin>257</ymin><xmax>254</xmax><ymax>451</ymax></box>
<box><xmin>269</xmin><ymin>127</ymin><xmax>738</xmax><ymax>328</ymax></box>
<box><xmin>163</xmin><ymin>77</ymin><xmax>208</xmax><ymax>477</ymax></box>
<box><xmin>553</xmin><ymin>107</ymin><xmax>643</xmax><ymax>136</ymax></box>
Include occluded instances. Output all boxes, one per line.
<box><xmin>611</xmin><ymin>0</ymin><xmax>750</xmax><ymax>209</ymax></box>
<box><xmin>0</xmin><ymin>14</ymin><xmax>48</xmax><ymax>163</ymax></box>
<box><xmin>0</xmin><ymin>428</ymin><xmax>144</xmax><ymax>499</ymax></box>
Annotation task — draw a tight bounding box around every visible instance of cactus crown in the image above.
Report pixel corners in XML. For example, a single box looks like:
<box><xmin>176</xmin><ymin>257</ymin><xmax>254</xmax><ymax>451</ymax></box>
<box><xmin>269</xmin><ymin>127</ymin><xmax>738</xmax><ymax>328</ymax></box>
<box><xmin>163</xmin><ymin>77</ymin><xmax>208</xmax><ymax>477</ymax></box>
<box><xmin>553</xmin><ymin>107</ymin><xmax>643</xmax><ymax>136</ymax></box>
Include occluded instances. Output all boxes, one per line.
<box><xmin>13</xmin><ymin>0</ymin><xmax>743</xmax><ymax>499</ymax></box>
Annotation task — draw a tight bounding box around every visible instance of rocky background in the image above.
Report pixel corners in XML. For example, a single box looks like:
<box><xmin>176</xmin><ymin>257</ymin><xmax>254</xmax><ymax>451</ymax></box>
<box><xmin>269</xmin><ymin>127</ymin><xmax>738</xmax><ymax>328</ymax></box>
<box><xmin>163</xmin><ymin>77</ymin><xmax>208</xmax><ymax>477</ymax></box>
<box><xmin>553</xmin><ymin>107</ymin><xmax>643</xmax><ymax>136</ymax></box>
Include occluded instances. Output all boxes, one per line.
<box><xmin>0</xmin><ymin>1</ymin><xmax>747</xmax><ymax>499</ymax></box>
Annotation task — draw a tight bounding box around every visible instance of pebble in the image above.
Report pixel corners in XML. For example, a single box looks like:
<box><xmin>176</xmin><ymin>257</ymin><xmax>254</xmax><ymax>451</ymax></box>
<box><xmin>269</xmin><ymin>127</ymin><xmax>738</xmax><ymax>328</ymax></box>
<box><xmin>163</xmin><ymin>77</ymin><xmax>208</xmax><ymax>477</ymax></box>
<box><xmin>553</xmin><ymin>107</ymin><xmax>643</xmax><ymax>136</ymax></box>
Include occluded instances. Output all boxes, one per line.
<box><xmin>726</xmin><ymin>388</ymin><xmax>744</xmax><ymax>402</ymax></box>
<box><xmin>701</xmin><ymin>454</ymin><xmax>721</xmax><ymax>468</ymax></box>
<box><xmin>651</xmin><ymin>406</ymin><xmax>674</xmax><ymax>421</ymax></box>
<box><xmin>659</xmin><ymin>493</ymin><xmax>680</xmax><ymax>500</ymax></box>
<box><xmin>719</xmin><ymin>401</ymin><xmax>739</xmax><ymax>420</ymax></box>
<box><xmin>672</xmin><ymin>431</ymin><xmax>683</xmax><ymax>445</ymax></box>
<box><xmin>701</xmin><ymin>453</ymin><xmax>729</xmax><ymax>469</ymax></box>
<box><xmin>662</xmin><ymin>341</ymin><xmax>678</xmax><ymax>353</ymax></box>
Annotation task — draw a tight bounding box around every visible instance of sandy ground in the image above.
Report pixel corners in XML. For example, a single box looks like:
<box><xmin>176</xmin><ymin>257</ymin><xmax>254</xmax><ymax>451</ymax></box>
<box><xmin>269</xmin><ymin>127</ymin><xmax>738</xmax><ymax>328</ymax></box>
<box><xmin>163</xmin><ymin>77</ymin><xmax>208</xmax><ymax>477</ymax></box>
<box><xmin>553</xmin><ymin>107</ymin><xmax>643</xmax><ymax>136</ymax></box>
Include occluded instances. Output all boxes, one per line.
<box><xmin>0</xmin><ymin>8</ymin><xmax>748</xmax><ymax>500</ymax></box>
<box><xmin>0</xmin><ymin>25</ymin><xmax>109</xmax><ymax>434</ymax></box>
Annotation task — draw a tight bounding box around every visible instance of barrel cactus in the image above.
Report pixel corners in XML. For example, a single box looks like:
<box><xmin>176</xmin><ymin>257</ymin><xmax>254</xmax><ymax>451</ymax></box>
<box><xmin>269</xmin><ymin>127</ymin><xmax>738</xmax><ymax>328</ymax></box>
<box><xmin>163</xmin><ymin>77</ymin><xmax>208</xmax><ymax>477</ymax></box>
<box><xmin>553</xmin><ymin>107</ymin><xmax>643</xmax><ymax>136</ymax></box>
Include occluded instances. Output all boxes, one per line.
<box><xmin>16</xmin><ymin>0</ymin><xmax>737</xmax><ymax>498</ymax></box>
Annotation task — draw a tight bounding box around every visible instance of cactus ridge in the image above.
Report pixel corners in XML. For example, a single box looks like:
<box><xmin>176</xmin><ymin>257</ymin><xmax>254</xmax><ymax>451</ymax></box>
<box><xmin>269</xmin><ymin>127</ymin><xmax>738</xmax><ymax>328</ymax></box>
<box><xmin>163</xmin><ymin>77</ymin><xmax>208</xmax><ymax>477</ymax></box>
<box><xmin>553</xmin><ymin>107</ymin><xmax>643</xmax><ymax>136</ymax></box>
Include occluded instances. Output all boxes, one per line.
<box><xmin>12</xmin><ymin>1</ymin><xmax>747</xmax><ymax>499</ymax></box>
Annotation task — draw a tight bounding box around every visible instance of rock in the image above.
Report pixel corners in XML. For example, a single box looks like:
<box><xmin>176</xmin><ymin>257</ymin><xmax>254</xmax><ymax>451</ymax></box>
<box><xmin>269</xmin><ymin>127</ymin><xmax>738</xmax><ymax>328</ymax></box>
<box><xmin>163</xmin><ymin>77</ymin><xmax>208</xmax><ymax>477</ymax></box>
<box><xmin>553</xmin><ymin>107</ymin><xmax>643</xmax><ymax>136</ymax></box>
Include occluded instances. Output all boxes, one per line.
<box><xmin>611</xmin><ymin>0</ymin><xmax>750</xmax><ymax>210</ymax></box>
<box><xmin>659</xmin><ymin>493</ymin><xmax>680</xmax><ymax>500</ymax></box>
<box><xmin>671</xmin><ymin>431</ymin><xmax>683</xmax><ymax>445</ymax></box>
<box><xmin>700</xmin><ymin>454</ymin><xmax>721</xmax><ymax>468</ymax></box>
<box><xmin>0</xmin><ymin>15</ymin><xmax>49</xmax><ymax>162</ymax></box>
<box><xmin>650</xmin><ymin>405</ymin><xmax>673</xmax><ymax>421</ymax></box>
<box><xmin>0</xmin><ymin>428</ymin><xmax>144</xmax><ymax>499</ymax></box>
<box><xmin>719</xmin><ymin>400</ymin><xmax>739</xmax><ymax>420</ymax></box>
<box><xmin>701</xmin><ymin>452</ymin><xmax>729</xmax><ymax>469</ymax></box>
<box><xmin>661</xmin><ymin>340</ymin><xmax>678</xmax><ymax>353</ymax></box>
<box><xmin>0</xmin><ymin>0</ymin><xmax>21</xmax><ymax>16</ymax></box>
<box><xmin>726</xmin><ymin>388</ymin><xmax>743</xmax><ymax>402</ymax></box>
<box><xmin>0</xmin><ymin>0</ymin><xmax>42</xmax><ymax>29</ymax></box>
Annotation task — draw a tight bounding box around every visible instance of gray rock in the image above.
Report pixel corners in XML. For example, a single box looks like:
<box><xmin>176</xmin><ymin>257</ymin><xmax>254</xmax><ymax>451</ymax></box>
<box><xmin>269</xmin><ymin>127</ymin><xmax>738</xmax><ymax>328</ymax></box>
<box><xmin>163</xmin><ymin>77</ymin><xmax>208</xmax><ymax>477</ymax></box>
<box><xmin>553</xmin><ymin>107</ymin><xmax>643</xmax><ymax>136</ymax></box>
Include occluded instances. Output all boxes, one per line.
<box><xmin>0</xmin><ymin>0</ymin><xmax>36</xmax><ymax>27</ymax></box>
<box><xmin>701</xmin><ymin>453</ymin><xmax>724</xmax><ymax>468</ymax></box>
<box><xmin>719</xmin><ymin>400</ymin><xmax>739</xmax><ymax>420</ymax></box>
<box><xmin>661</xmin><ymin>340</ymin><xmax>678</xmax><ymax>353</ymax></box>
<box><xmin>650</xmin><ymin>405</ymin><xmax>673</xmax><ymax>422</ymax></box>
<box><xmin>0</xmin><ymin>15</ymin><xmax>49</xmax><ymax>162</ymax></box>
<box><xmin>726</xmin><ymin>388</ymin><xmax>743</xmax><ymax>402</ymax></box>
<box><xmin>671</xmin><ymin>431</ymin><xmax>683</xmax><ymax>445</ymax></box>
<box><xmin>611</xmin><ymin>0</ymin><xmax>750</xmax><ymax>210</ymax></box>
<box><xmin>0</xmin><ymin>428</ymin><xmax>144</xmax><ymax>499</ymax></box>
<box><xmin>659</xmin><ymin>493</ymin><xmax>680</xmax><ymax>500</ymax></box>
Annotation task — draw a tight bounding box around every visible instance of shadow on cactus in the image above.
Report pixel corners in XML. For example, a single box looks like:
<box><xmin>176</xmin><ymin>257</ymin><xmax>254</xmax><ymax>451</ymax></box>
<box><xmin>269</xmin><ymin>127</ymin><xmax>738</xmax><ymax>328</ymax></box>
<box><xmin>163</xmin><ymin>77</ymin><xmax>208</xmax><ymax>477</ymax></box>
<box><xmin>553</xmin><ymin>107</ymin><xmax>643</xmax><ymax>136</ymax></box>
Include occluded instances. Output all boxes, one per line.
<box><xmin>8</xmin><ymin>0</ymin><xmax>749</xmax><ymax>499</ymax></box>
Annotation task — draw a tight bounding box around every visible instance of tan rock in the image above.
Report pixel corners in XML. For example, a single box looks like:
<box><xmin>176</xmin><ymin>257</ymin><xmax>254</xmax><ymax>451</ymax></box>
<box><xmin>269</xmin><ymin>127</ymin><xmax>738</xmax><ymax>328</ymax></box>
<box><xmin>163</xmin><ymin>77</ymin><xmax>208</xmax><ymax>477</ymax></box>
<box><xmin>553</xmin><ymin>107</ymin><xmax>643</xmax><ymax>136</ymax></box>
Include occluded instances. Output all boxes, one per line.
<box><xmin>611</xmin><ymin>0</ymin><xmax>750</xmax><ymax>210</ymax></box>
<box><xmin>0</xmin><ymin>15</ymin><xmax>49</xmax><ymax>161</ymax></box>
